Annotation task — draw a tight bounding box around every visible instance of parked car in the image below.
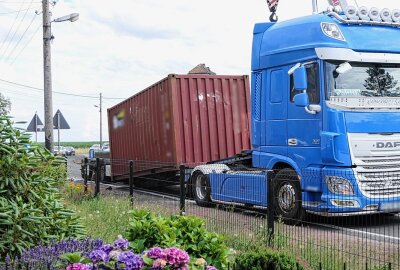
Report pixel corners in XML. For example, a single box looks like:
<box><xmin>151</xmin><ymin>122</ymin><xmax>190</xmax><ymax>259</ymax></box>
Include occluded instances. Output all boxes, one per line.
<box><xmin>102</xmin><ymin>143</ymin><xmax>109</xmax><ymax>151</ymax></box>
<box><xmin>64</xmin><ymin>146</ymin><xmax>76</xmax><ymax>156</ymax></box>
<box><xmin>90</xmin><ymin>144</ymin><xmax>101</xmax><ymax>151</ymax></box>
<box><xmin>53</xmin><ymin>146</ymin><xmax>66</xmax><ymax>156</ymax></box>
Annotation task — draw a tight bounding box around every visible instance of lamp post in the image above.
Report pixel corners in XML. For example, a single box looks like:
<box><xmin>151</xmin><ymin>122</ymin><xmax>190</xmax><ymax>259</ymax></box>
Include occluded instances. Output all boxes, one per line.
<box><xmin>42</xmin><ymin>0</ymin><xmax>79</xmax><ymax>151</ymax></box>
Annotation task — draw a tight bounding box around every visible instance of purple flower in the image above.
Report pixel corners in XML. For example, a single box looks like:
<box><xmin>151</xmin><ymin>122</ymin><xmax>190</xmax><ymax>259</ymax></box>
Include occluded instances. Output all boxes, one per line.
<box><xmin>89</xmin><ymin>249</ymin><xmax>109</xmax><ymax>263</ymax></box>
<box><xmin>118</xmin><ymin>251</ymin><xmax>144</xmax><ymax>270</ymax></box>
<box><xmin>206</xmin><ymin>266</ymin><xmax>218</xmax><ymax>270</ymax></box>
<box><xmin>99</xmin><ymin>244</ymin><xmax>114</xmax><ymax>254</ymax></box>
<box><xmin>66</xmin><ymin>263</ymin><xmax>91</xmax><ymax>270</ymax></box>
<box><xmin>146</xmin><ymin>247</ymin><xmax>164</xmax><ymax>259</ymax></box>
<box><xmin>113</xmin><ymin>236</ymin><xmax>130</xmax><ymax>250</ymax></box>
<box><xmin>17</xmin><ymin>238</ymin><xmax>103</xmax><ymax>268</ymax></box>
<box><xmin>163</xmin><ymin>247</ymin><xmax>190</xmax><ymax>266</ymax></box>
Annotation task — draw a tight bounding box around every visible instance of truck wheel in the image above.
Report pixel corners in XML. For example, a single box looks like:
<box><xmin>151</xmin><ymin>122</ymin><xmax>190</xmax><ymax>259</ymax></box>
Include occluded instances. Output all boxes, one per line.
<box><xmin>191</xmin><ymin>171</ymin><xmax>212</xmax><ymax>207</ymax></box>
<box><xmin>273</xmin><ymin>168</ymin><xmax>305</xmax><ymax>223</ymax></box>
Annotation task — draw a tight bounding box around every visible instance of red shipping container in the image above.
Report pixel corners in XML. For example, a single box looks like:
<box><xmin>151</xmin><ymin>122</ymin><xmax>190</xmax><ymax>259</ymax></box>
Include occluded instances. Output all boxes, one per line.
<box><xmin>107</xmin><ymin>74</ymin><xmax>251</xmax><ymax>177</ymax></box>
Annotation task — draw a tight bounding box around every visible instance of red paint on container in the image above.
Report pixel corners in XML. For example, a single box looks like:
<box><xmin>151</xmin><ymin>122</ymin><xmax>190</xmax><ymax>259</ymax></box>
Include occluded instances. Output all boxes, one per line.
<box><xmin>107</xmin><ymin>74</ymin><xmax>251</xmax><ymax>177</ymax></box>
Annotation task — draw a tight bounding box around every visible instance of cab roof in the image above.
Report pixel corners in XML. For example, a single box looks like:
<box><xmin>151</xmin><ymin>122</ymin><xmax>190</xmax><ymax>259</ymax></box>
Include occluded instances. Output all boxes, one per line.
<box><xmin>252</xmin><ymin>13</ymin><xmax>400</xmax><ymax>71</ymax></box>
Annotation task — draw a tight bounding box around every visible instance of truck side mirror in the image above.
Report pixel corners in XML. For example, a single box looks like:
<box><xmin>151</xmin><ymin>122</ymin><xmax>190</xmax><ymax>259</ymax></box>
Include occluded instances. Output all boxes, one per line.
<box><xmin>294</xmin><ymin>92</ymin><xmax>309</xmax><ymax>107</ymax></box>
<box><xmin>293</xmin><ymin>66</ymin><xmax>308</xmax><ymax>91</ymax></box>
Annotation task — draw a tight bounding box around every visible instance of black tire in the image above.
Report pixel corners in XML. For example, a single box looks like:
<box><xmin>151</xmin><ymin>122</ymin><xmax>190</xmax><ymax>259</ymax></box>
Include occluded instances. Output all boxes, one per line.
<box><xmin>191</xmin><ymin>171</ymin><xmax>212</xmax><ymax>207</ymax></box>
<box><xmin>273</xmin><ymin>168</ymin><xmax>305</xmax><ymax>224</ymax></box>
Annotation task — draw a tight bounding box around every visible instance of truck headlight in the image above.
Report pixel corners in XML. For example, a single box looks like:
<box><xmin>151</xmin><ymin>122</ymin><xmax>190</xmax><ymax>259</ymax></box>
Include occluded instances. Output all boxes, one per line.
<box><xmin>325</xmin><ymin>176</ymin><xmax>354</xmax><ymax>195</ymax></box>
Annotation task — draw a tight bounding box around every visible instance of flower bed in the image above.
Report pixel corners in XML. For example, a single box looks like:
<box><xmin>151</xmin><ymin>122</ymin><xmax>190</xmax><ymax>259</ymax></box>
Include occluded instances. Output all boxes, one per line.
<box><xmin>1</xmin><ymin>237</ymin><xmax>218</xmax><ymax>270</ymax></box>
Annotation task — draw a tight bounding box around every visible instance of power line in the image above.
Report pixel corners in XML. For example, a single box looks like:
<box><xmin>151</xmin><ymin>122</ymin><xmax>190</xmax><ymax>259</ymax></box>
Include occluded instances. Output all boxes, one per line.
<box><xmin>10</xmin><ymin>22</ymin><xmax>41</xmax><ymax>65</ymax></box>
<box><xmin>0</xmin><ymin>6</ymin><xmax>37</xmax><ymax>15</ymax></box>
<box><xmin>0</xmin><ymin>0</ymin><xmax>25</xmax><ymax>55</ymax></box>
<box><xmin>0</xmin><ymin>78</ymin><xmax>126</xmax><ymax>100</ymax></box>
<box><xmin>0</xmin><ymin>0</ymin><xmax>35</xmax><ymax>60</ymax></box>
<box><xmin>0</xmin><ymin>1</ymin><xmax>40</xmax><ymax>3</ymax></box>
<box><xmin>4</xmin><ymin>12</ymin><xmax>38</xmax><ymax>62</ymax></box>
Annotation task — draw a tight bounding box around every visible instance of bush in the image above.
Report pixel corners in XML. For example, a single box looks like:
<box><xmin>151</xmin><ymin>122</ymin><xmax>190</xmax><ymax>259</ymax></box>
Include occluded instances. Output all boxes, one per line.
<box><xmin>126</xmin><ymin>210</ymin><xmax>230</xmax><ymax>269</ymax></box>
<box><xmin>234</xmin><ymin>248</ymin><xmax>303</xmax><ymax>270</ymax></box>
<box><xmin>0</xmin><ymin>116</ymin><xmax>85</xmax><ymax>258</ymax></box>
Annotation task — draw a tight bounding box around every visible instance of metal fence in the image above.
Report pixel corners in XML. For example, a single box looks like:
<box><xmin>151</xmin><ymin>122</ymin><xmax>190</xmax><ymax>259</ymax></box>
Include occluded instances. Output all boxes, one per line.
<box><xmin>82</xmin><ymin>158</ymin><xmax>400</xmax><ymax>270</ymax></box>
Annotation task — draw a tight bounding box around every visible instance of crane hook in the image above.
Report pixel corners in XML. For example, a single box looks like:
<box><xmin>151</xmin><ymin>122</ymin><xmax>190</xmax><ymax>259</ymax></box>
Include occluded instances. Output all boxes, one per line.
<box><xmin>269</xmin><ymin>11</ymin><xmax>278</xmax><ymax>22</ymax></box>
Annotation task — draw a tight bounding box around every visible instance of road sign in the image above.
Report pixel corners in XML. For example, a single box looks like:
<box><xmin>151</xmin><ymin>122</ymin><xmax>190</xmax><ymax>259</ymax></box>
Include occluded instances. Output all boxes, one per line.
<box><xmin>53</xmin><ymin>109</ymin><xmax>70</xmax><ymax>129</ymax></box>
<box><xmin>26</xmin><ymin>113</ymin><xmax>44</xmax><ymax>132</ymax></box>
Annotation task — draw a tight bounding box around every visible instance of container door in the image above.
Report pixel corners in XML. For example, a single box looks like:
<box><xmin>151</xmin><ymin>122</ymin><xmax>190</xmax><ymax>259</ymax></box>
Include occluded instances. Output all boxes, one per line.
<box><xmin>287</xmin><ymin>62</ymin><xmax>322</xmax><ymax>168</ymax></box>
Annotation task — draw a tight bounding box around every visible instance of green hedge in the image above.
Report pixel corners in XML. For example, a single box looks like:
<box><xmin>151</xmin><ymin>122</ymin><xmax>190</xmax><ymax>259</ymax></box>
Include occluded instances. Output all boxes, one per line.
<box><xmin>234</xmin><ymin>248</ymin><xmax>304</xmax><ymax>270</ymax></box>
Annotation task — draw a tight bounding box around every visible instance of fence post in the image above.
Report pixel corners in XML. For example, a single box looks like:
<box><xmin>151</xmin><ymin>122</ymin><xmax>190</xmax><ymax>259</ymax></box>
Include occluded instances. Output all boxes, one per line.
<box><xmin>84</xmin><ymin>157</ymin><xmax>88</xmax><ymax>193</ymax></box>
<box><xmin>267</xmin><ymin>170</ymin><xmax>275</xmax><ymax>247</ymax></box>
<box><xmin>129</xmin><ymin>160</ymin><xmax>134</xmax><ymax>205</ymax></box>
<box><xmin>95</xmin><ymin>158</ymin><xmax>101</xmax><ymax>197</ymax></box>
<box><xmin>179</xmin><ymin>164</ymin><xmax>186</xmax><ymax>215</ymax></box>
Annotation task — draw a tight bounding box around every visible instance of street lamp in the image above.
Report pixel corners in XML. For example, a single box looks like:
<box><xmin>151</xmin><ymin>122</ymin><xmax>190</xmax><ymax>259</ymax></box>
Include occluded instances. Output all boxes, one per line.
<box><xmin>42</xmin><ymin>0</ymin><xmax>79</xmax><ymax>152</ymax></box>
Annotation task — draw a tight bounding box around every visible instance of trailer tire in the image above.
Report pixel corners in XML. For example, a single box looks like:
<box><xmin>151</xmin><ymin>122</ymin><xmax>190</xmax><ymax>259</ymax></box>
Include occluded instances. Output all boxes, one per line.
<box><xmin>273</xmin><ymin>168</ymin><xmax>305</xmax><ymax>224</ymax></box>
<box><xmin>191</xmin><ymin>171</ymin><xmax>212</xmax><ymax>207</ymax></box>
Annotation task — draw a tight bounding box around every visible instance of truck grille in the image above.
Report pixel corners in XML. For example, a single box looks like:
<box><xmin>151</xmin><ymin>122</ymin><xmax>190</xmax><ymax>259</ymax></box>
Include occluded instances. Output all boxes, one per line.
<box><xmin>348</xmin><ymin>133</ymin><xmax>400</xmax><ymax>198</ymax></box>
<box><xmin>357</xmin><ymin>170</ymin><xmax>400</xmax><ymax>197</ymax></box>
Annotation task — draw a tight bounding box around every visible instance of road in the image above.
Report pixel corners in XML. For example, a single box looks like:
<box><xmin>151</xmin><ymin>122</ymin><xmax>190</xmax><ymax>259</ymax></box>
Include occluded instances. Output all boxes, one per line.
<box><xmin>66</xmin><ymin>155</ymin><xmax>400</xmax><ymax>242</ymax></box>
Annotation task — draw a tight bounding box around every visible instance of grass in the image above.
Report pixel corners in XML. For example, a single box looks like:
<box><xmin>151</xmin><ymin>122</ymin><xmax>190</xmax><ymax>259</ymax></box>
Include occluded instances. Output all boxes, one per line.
<box><xmin>64</xmin><ymin>195</ymin><xmax>132</xmax><ymax>243</ymax></box>
<box><xmin>75</xmin><ymin>147</ymin><xmax>90</xmax><ymax>155</ymax></box>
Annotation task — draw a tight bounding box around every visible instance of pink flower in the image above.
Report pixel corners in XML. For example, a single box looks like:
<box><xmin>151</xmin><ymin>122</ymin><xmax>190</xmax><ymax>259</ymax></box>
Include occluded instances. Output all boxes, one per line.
<box><xmin>66</xmin><ymin>263</ymin><xmax>91</xmax><ymax>270</ymax></box>
<box><xmin>152</xmin><ymin>258</ymin><xmax>167</xmax><ymax>268</ymax></box>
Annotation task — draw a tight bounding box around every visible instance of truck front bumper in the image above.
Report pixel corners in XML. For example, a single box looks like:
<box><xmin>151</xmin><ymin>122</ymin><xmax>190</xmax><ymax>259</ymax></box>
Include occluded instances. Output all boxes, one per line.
<box><xmin>302</xmin><ymin>167</ymin><xmax>400</xmax><ymax>216</ymax></box>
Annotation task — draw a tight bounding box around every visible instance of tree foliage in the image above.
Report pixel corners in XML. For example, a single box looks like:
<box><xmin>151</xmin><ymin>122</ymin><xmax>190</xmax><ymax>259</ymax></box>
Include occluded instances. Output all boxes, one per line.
<box><xmin>363</xmin><ymin>67</ymin><xmax>398</xmax><ymax>96</ymax></box>
<box><xmin>0</xmin><ymin>115</ymin><xmax>85</xmax><ymax>258</ymax></box>
<box><xmin>0</xmin><ymin>93</ymin><xmax>11</xmax><ymax>115</ymax></box>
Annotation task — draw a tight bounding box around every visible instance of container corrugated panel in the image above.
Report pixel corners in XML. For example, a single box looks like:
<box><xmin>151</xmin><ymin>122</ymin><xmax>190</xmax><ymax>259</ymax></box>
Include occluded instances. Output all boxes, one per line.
<box><xmin>107</xmin><ymin>74</ymin><xmax>251</xmax><ymax>177</ymax></box>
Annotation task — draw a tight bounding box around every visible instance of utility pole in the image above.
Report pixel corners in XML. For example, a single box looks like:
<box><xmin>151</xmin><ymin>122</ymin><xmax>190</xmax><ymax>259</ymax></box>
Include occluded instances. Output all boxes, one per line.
<box><xmin>42</xmin><ymin>0</ymin><xmax>53</xmax><ymax>152</ymax></box>
<box><xmin>99</xmin><ymin>93</ymin><xmax>103</xmax><ymax>149</ymax></box>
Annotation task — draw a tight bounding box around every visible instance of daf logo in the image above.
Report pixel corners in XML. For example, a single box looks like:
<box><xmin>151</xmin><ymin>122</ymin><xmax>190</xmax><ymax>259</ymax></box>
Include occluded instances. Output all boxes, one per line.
<box><xmin>376</xmin><ymin>142</ymin><xmax>400</xmax><ymax>148</ymax></box>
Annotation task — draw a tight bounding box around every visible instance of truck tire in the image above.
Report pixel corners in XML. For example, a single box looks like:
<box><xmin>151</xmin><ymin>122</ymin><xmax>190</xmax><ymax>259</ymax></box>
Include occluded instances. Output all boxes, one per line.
<box><xmin>191</xmin><ymin>171</ymin><xmax>212</xmax><ymax>207</ymax></box>
<box><xmin>273</xmin><ymin>168</ymin><xmax>305</xmax><ymax>224</ymax></box>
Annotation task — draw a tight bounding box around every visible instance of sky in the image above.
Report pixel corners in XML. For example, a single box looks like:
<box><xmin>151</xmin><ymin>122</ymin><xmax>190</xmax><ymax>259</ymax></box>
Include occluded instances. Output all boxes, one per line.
<box><xmin>0</xmin><ymin>0</ymin><xmax>397</xmax><ymax>143</ymax></box>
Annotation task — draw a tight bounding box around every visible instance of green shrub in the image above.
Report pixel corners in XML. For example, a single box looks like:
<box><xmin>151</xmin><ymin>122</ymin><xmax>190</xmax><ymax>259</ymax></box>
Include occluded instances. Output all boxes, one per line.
<box><xmin>234</xmin><ymin>248</ymin><xmax>303</xmax><ymax>270</ymax></box>
<box><xmin>126</xmin><ymin>209</ymin><xmax>231</xmax><ymax>269</ymax></box>
<box><xmin>0</xmin><ymin>116</ymin><xmax>85</xmax><ymax>258</ymax></box>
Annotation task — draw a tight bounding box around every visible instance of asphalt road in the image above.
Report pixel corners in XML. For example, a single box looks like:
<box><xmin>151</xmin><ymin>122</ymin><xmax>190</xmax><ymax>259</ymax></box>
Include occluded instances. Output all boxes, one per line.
<box><xmin>66</xmin><ymin>155</ymin><xmax>400</xmax><ymax>242</ymax></box>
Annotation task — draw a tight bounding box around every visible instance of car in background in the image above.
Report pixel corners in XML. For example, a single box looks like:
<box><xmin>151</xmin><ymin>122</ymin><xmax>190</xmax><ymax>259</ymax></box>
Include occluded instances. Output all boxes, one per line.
<box><xmin>53</xmin><ymin>146</ymin><xmax>66</xmax><ymax>157</ymax></box>
<box><xmin>64</xmin><ymin>146</ymin><xmax>76</xmax><ymax>156</ymax></box>
<box><xmin>90</xmin><ymin>144</ymin><xmax>101</xmax><ymax>151</ymax></box>
<box><xmin>102</xmin><ymin>143</ymin><xmax>109</xmax><ymax>151</ymax></box>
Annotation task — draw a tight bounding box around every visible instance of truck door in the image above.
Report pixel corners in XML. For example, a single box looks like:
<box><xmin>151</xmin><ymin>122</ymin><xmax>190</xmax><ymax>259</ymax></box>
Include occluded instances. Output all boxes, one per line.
<box><xmin>287</xmin><ymin>62</ymin><xmax>322</xmax><ymax>167</ymax></box>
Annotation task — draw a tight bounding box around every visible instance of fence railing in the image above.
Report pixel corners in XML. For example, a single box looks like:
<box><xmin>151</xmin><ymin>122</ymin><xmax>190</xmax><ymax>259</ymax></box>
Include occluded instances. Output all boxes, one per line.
<box><xmin>81</xmin><ymin>158</ymin><xmax>400</xmax><ymax>270</ymax></box>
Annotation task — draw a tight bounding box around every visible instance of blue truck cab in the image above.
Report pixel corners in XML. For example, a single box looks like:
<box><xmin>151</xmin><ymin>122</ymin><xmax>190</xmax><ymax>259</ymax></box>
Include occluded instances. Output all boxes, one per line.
<box><xmin>191</xmin><ymin>7</ymin><xmax>400</xmax><ymax>220</ymax></box>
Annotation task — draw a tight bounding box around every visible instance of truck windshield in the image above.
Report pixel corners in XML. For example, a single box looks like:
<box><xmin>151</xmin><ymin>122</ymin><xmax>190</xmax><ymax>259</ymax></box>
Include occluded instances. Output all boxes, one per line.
<box><xmin>325</xmin><ymin>62</ymin><xmax>400</xmax><ymax>109</ymax></box>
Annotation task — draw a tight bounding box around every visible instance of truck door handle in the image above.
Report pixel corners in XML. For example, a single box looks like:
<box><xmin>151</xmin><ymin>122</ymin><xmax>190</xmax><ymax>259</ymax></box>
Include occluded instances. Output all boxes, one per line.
<box><xmin>288</xmin><ymin>139</ymin><xmax>298</xmax><ymax>146</ymax></box>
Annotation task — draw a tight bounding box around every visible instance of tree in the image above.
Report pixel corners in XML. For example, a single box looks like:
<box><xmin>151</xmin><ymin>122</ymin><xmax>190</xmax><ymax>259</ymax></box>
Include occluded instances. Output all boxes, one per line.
<box><xmin>0</xmin><ymin>93</ymin><xmax>11</xmax><ymax>115</ymax></box>
<box><xmin>363</xmin><ymin>67</ymin><xmax>398</xmax><ymax>96</ymax></box>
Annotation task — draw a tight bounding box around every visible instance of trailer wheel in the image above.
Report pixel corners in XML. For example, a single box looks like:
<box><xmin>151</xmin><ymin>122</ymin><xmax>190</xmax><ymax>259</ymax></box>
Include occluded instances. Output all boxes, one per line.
<box><xmin>273</xmin><ymin>168</ymin><xmax>305</xmax><ymax>224</ymax></box>
<box><xmin>192</xmin><ymin>171</ymin><xmax>212</xmax><ymax>207</ymax></box>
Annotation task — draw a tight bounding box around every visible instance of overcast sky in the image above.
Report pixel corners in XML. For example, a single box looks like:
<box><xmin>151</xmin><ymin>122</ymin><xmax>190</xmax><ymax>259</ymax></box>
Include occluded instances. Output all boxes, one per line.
<box><xmin>0</xmin><ymin>0</ymin><xmax>397</xmax><ymax>142</ymax></box>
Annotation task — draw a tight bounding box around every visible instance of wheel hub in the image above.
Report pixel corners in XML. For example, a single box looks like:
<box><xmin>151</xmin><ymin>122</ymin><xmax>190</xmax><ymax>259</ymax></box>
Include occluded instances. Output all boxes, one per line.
<box><xmin>195</xmin><ymin>175</ymin><xmax>207</xmax><ymax>200</ymax></box>
<box><xmin>278</xmin><ymin>184</ymin><xmax>296</xmax><ymax>213</ymax></box>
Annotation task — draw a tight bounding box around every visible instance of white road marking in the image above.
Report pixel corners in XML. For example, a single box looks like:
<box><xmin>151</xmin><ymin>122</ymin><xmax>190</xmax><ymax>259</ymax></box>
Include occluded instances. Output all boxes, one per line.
<box><xmin>318</xmin><ymin>223</ymin><xmax>400</xmax><ymax>242</ymax></box>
